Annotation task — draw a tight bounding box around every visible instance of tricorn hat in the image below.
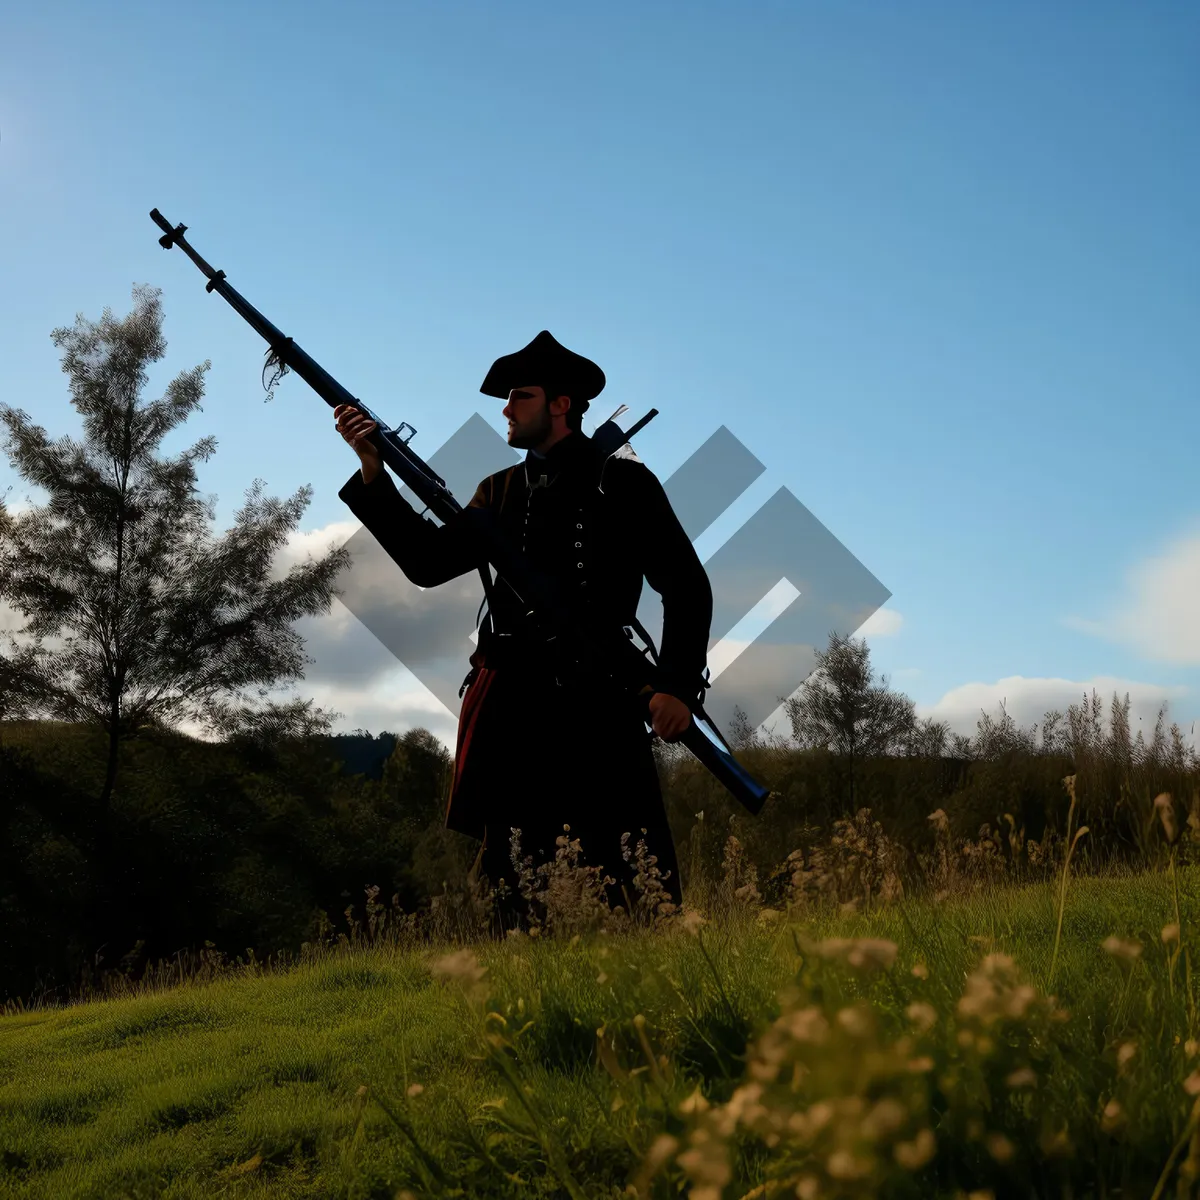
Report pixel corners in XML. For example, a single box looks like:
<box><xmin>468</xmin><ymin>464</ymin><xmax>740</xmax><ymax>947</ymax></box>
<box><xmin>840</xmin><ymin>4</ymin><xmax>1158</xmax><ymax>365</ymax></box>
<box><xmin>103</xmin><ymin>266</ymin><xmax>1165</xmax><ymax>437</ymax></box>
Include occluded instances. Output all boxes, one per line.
<box><xmin>479</xmin><ymin>330</ymin><xmax>606</xmax><ymax>404</ymax></box>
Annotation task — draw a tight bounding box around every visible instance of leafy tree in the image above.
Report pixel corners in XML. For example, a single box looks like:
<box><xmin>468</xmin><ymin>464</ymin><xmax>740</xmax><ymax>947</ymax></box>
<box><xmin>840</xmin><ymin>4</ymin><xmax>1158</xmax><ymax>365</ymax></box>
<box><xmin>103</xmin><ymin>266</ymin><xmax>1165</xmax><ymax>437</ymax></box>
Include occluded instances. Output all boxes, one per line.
<box><xmin>0</xmin><ymin>285</ymin><xmax>351</xmax><ymax>913</ymax></box>
<box><xmin>783</xmin><ymin>631</ymin><xmax>916</xmax><ymax>808</ymax></box>
<box><xmin>902</xmin><ymin>715</ymin><xmax>952</xmax><ymax>758</ymax></box>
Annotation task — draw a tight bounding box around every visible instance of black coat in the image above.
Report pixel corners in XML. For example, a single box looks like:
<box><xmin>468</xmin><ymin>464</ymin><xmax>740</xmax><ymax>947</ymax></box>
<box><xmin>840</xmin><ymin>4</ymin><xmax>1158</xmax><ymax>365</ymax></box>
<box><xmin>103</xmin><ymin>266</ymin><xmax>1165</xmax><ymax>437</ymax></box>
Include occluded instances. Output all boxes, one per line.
<box><xmin>337</xmin><ymin>429</ymin><xmax>713</xmax><ymax>901</ymax></box>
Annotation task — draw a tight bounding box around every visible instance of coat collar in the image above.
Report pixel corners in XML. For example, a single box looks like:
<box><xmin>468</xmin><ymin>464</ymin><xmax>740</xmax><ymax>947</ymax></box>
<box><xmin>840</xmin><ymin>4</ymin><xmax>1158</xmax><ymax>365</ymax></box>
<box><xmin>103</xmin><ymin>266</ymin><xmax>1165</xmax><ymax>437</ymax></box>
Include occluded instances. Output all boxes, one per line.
<box><xmin>523</xmin><ymin>431</ymin><xmax>593</xmax><ymax>490</ymax></box>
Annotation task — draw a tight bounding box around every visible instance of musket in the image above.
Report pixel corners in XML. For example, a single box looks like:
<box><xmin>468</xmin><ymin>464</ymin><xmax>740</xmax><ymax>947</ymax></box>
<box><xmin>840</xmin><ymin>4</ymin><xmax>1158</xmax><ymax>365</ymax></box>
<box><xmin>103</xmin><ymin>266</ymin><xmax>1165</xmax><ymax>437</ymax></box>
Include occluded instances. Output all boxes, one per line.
<box><xmin>149</xmin><ymin>208</ymin><xmax>773</xmax><ymax>815</ymax></box>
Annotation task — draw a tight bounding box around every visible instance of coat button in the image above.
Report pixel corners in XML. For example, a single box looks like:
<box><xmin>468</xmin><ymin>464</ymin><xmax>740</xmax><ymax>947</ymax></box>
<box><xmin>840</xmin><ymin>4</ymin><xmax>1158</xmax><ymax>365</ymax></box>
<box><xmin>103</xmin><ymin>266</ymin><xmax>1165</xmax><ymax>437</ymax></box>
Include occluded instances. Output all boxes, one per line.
<box><xmin>577</xmin><ymin>562</ymin><xmax>584</xmax><ymax>568</ymax></box>
<box><xmin>575</xmin><ymin>541</ymin><xmax>581</xmax><ymax>548</ymax></box>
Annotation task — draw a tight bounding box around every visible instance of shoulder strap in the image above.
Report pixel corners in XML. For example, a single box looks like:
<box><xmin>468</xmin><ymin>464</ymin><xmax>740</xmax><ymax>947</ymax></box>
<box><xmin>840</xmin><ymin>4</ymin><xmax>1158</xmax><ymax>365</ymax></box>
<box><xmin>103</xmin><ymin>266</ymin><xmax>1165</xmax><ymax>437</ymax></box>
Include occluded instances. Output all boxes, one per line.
<box><xmin>474</xmin><ymin>464</ymin><xmax>524</xmax><ymax>635</ymax></box>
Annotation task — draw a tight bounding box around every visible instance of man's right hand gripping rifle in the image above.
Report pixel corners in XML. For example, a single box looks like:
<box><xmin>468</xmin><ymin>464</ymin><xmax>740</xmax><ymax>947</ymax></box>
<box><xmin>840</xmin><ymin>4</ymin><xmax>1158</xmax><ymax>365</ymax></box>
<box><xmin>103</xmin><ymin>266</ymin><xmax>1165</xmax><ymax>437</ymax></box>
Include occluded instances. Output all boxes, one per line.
<box><xmin>336</xmin><ymin>404</ymin><xmax>382</xmax><ymax>484</ymax></box>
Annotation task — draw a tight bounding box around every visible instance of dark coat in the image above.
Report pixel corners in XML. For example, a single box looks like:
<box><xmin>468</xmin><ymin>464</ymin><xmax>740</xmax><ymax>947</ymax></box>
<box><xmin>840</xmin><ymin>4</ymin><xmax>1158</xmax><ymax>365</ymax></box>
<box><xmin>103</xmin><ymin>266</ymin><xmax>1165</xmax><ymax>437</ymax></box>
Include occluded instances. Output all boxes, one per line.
<box><xmin>337</xmin><ymin>429</ymin><xmax>713</xmax><ymax>904</ymax></box>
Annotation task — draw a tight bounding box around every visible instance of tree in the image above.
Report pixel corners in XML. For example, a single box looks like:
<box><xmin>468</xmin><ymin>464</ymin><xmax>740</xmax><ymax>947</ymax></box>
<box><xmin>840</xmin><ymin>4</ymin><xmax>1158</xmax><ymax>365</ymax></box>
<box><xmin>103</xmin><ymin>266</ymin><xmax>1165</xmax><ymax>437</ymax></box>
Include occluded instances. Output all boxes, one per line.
<box><xmin>0</xmin><ymin>285</ymin><xmax>352</xmax><ymax>889</ymax></box>
<box><xmin>902</xmin><ymin>715</ymin><xmax>951</xmax><ymax>758</ymax></box>
<box><xmin>783</xmin><ymin>631</ymin><xmax>916</xmax><ymax>808</ymax></box>
<box><xmin>971</xmin><ymin>699</ymin><xmax>1038</xmax><ymax>759</ymax></box>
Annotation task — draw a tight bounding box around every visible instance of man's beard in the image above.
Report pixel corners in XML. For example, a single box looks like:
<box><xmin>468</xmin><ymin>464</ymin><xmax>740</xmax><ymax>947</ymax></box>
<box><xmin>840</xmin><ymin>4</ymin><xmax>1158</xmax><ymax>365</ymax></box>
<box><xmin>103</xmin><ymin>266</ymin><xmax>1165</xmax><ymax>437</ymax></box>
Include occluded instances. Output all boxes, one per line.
<box><xmin>507</xmin><ymin>409</ymin><xmax>553</xmax><ymax>449</ymax></box>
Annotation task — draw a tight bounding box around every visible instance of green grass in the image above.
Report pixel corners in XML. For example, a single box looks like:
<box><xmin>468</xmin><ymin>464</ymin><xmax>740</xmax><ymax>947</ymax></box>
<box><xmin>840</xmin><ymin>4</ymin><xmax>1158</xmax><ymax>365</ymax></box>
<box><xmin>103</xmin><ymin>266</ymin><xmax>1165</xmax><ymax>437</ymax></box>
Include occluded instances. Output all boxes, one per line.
<box><xmin>5</xmin><ymin>866</ymin><xmax>1200</xmax><ymax>1199</ymax></box>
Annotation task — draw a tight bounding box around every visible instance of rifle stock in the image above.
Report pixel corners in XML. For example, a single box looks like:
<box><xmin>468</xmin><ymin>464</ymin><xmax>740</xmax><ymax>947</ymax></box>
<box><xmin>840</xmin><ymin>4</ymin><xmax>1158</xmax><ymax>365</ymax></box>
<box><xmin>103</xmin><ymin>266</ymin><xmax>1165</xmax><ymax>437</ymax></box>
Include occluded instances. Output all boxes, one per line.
<box><xmin>149</xmin><ymin>208</ymin><xmax>774</xmax><ymax>816</ymax></box>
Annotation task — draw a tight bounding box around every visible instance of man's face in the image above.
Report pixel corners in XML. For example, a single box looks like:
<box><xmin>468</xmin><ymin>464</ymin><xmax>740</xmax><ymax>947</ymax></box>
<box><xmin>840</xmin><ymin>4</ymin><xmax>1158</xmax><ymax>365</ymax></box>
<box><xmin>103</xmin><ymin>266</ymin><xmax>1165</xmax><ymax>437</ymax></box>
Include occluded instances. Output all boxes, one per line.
<box><xmin>503</xmin><ymin>385</ymin><xmax>554</xmax><ymax>449</ymax></box>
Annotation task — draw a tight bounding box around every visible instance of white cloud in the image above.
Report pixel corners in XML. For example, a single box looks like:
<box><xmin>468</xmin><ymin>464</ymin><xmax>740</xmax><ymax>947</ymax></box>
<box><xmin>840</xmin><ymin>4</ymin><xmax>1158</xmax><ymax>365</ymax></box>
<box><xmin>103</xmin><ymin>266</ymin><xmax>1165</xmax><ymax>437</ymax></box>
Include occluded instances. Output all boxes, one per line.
<box><xmin>858</xmin><ymin>607</ymin><xmax>903</xmax><ymax>638</ymax></box>
<box><xmin>1065</xmin><ymin>527</ymin><xmax>1200</xmax><ymax>665</ymax></box>
<box><xmin>918</xmin><ymin>674</ymin><xmax>1197</xmax><ymax>748</ymax></box>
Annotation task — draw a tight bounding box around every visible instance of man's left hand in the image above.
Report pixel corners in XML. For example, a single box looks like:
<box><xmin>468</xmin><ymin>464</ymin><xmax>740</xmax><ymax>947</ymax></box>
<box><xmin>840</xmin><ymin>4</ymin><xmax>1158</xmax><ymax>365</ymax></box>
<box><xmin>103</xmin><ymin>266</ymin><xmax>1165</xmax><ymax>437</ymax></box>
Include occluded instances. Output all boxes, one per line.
<box><xmin>648</xmin><ymin>692</ymin><xmax>691</xmax><ymax>741</ymax></box>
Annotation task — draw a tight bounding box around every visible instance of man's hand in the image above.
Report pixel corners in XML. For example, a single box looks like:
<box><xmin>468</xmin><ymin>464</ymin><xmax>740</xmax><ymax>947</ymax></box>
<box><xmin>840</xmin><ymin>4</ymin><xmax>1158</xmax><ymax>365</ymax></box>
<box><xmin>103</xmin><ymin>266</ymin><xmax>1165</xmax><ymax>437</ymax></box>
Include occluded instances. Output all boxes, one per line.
<box><xmin>335</xmin><ymin>404</ymin><xmax>382</xmax><ymax>481</ymax></box>
<box><xmin>648</xmin><ymin>692</ymin><xmax>691</xmax><ymax>741</ymax></box>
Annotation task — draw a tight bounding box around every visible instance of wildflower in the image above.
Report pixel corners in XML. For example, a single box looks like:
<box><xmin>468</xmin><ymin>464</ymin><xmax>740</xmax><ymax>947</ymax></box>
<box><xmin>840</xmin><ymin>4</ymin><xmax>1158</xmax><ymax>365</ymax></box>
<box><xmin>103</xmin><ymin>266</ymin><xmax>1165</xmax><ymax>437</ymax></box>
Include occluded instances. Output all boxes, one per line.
<box><xmin>679</xmin><ymin>1087</ymin><xmax>710</xmax><ymax>1116</ymax></box>
<box><xmin>1005</xmin><ymin>1066</ymin><xmax>1037</xmax><ymax>1090</ymax></box>
<box><xmin>637</xmin><ymin>1133</ymin><xmax>680</xmax><ymax>1185</ymax></box>
<box><xmin>860</xmin><ymin>1097</ymin><xmax>907</xmax><ymax>1140</ymax></box>
<box><xmin>1156</xmin><ymin>793</ymin><xmax>1179</xmax><ymax>844</ymax></box>
<box><xmin>679</xmin><ymin>909</ymin><xmax>707</xmax><ymax>937</ymax></box>
<box><xmin>430</xmin><ymin>948</ymin><xmax>488</xmax><ymax>1005</ymax></box>
<box><xmin>1187</xmin><ymin>1039</ymin><xmax>1199</xmax><ymax>1058</ymax></box>
<box><xmin>1163</xmin><ymin>923</ymin><xmax>1181</xmax><ymax>945</ymax></box>
<box><xmin>893</xmin><ymin>1127</ymin><xmax>936</xmax><ymax>1169</ymax></box>
<box><xmin>826</xmin><ymin>1149</ymin><xmax>869</xmax><ymax>1181</ymax></box>
<box><xmin>757</xmin><ymin>907</ymin><xmax>782</xmax><ymax>925</ymax></box>
<box><xmin>911</xmin><ymin>962</ymin><xmax>929</xmax><ymax>980</ymax></box>
<box><xmin>986</xmin><ymin>1132</ymin><xmax>1015</xmax><ymax>1162</ymax></box>
<box><xmin>675</xmin><ymin>1127</ymin><xmax>731</xmax><ymax>1200</ymax></box>
<box><xmin>406</xmin><ymin>1083</ymin><xmax>424</xmax><ymax>1098</ymax></box>
<box><xmin>1101</xmin><ymin>935</ymin><xmax>1143</xmax><ymax>963</ymax></box>
<box><xmin>814</xmin><ymin>937</ymin><xmax>898</xmax><ymax>973</ymax></box>
<box><xmin>1117</xmin><ymin>1041</ymin><xmax>1137</xmax><ymax>1074</ymax></box>
<box><xmin>1101</xmin><ymin>1099</ymin><xmax>1125</xmax><ymax>1133</ymax></box>
<box><xmin>783</xmin><ymin>1006</ymin><xmax>830</xmax><ymax>1045</ymax></box>
<box><xmin>1040</xmin><ymin>1125</ymin><xmax>1073</xmax><ymax>1157</ymax></box>
<box><xmin>906</xmin><ymin>1001</ymin><xmax>937</xmax><ymax>1033</ymax></box>
<box><xmin>836</xmin><ymin>1005</ymin><xmax>875</xmax><ymax>1039</ymax></box>
<box><xmin>957</xmin><ymin>954</ymin><xmax>1043</xmax><ymax>1026</ymax></box>
<box><xmin>723</xmin><ymin>1082</ymin><xmax>768</xmax><ymax>1128</ymax></box>
<box><xmin>1184</xmin><ymin>1069</ymin><xmax>1200</xmax><ymax>1096</ymax></box>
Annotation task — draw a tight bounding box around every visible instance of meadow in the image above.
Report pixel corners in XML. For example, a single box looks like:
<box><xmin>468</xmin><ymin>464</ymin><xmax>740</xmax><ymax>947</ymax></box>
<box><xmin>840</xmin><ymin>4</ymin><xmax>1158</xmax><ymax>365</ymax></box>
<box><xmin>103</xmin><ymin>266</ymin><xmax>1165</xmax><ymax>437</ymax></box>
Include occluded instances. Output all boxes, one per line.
<box><xmin>5</xmin><ymin>804</ymin><xmax>1200</xmax><ymax>1200</ymax></box>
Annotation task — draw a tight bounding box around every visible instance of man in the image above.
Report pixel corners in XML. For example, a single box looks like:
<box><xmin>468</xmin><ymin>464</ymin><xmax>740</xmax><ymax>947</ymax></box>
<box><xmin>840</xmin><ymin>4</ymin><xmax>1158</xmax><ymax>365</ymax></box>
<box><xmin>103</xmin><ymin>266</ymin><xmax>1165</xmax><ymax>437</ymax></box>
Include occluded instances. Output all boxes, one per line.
<box><xmin>334</xmin><ymin>330</ymin><xmax>713</xmax><ymax>926</ymax></box>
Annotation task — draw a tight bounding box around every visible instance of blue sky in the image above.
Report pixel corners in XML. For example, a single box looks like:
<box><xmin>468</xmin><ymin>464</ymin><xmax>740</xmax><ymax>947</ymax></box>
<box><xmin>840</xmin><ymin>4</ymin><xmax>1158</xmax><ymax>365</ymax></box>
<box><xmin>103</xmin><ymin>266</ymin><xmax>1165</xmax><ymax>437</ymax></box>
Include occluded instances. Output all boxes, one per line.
<box><xmin>1</xmin><ymin>0</ymin><xmax>1197</xmax><ymax>753</ymax></box>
